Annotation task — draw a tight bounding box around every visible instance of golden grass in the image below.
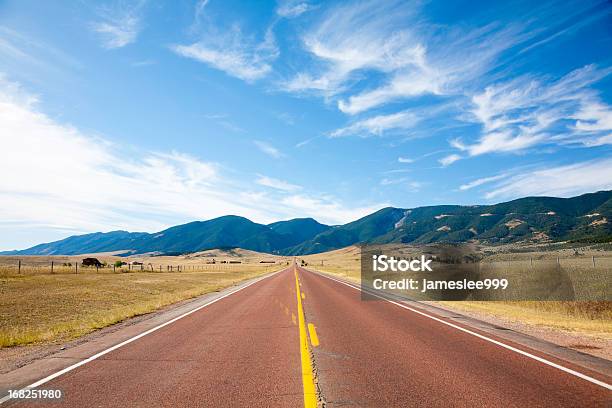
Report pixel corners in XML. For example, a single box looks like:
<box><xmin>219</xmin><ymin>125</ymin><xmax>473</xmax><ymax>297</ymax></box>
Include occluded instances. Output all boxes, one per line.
<box><xmin>301</xmin><ymin>246</ymin><xmax>361</xmax><ymax>283</ymax></box>
<box><xmin>0</xmin><ymin>264</ymin><xmax>283</xmax><ymax>348</ymax></box>
<box><xmin>437</xmin><ymin>301</ymin><xmax>612</xmax><ymax>338</ymax></box>
<box><xmin>303</xmin><ymin>245</ymin><xmax>612</xmax><ymax>338</ymax></box>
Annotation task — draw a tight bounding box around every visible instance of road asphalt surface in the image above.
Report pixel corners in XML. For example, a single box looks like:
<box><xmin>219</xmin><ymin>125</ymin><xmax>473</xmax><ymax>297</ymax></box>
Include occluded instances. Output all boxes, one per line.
<box><xmin>2</xmin><ymin>265</ymin><xmax>611</xmax><ymax>407</ymax></box>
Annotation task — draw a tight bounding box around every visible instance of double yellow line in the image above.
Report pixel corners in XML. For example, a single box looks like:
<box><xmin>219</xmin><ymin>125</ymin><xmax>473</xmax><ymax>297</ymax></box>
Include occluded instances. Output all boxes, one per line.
<box><xmin>294</xmin><ymin>267</ymin><xmax>318</xmax><ymax>408</ymax></box>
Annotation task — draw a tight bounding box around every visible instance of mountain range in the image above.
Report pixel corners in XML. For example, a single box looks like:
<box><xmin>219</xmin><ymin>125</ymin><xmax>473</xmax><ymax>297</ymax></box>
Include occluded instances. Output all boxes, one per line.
<box><xmin>3</xmin><ymin>191</ymin><xmax>611</xmax><ymax>256</ymax></box>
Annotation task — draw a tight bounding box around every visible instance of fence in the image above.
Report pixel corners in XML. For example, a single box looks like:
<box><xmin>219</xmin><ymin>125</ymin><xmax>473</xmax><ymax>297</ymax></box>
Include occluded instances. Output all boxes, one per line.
<box><xmin>309</xmin><ymin>254</ymin><xmax>612</xmax><ymax>282</ymax></box>
<box><xmin>0</xmin><ymin>259</ymin><xmax>287</xmax><ymax>276</ymax></box>
<box><xmin>481</xmin><ymin>256</ymin><xmax>611</xmax><ymax>272</ymax></box>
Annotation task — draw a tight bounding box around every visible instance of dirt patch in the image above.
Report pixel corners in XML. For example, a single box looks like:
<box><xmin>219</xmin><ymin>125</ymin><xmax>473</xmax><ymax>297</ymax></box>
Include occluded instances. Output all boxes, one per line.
<box><xmin>589</xmin><ymin>218</ymin><xmax>608</xmax><ymax>226</ymax></box>
<box><xmin>568</xmin><ymin>343</ymin><xmax>602</xmax><ymax>350</ymax></box>
<box><xmin>505</xmin><ymin>219</ymin><xmax>524</xmax><ymax>229</ymax></box>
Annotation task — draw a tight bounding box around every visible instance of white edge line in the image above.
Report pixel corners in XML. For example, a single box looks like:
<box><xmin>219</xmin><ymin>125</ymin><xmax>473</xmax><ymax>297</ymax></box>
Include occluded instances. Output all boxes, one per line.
<box><xmin>0</xmin><ymin>269</ymin><xmax>283</xmax><ymax>404</ymax></box>
<box><xmin>309</xmin><ymin>269</ymin><xmax>612</xmax><ymax>391</ymax></box>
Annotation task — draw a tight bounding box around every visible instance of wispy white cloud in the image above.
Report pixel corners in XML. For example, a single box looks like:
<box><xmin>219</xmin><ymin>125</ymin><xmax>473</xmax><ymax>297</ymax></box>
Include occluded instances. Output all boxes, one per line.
<box><xmin>0</xmin><ymin>26</ymin><xmax>82</xmax><ymax>84</ymax></box>
<box><xmin>572</xmin><ymin>100</ymin><xmax>612</xmax><ymax>133</ymax></box>
<box><xmin>254</xmin><ymin>140</ymin><xmax>285</xmax><ymax>158</ymax></box>
<box><xmin>256</xmin><ymin>175</ymin><xmax>301</xmax><ymax>192</ymax></box>
<box><xmin>276</xmin><ymin>0</ymin><xmax>312</xmax><ymax>18</ymax></box>
<box><xmin>582</xmin><ymin>134</ymin><xmax>612</xmax><ymax>147</ymax></box>
<box><xmin>91</xmin><ymin>0</ymin><xmax>145</xmax><ymax>49</ymax></box>
<box><xmin>484</xmin><ymin>158</ymin><xmax>612</xmax><ymax>200</ymax></box>
<box><xmin>131</xmin><ymin>59</ymin><xmax>155</xmax><ymax>67</ymax></box>
<box><xmin>0</xmin><ymin>31</ymin><xmax>39</xmax><ymax>65</ymax></box>
<box><xmin>439</xmin><ymin>154</ymin><xmax>461</xmax><ymax>167</ymax></box>
<box><xmin>330</xmin><ymin>110</ymin><xmax>419</xmax><ymax>137</ymax></box>
<box><xmin>173</xmin><ymin>4</ymin><xmax>279</xmax><ymax>82</ymax></box>
<box><xmin>203</xmin><ymin>113</ymin><xmax>244</xmax><ymax>133</ymax></box>
<box><xmin>172</xmin><ymin>25</ymin><xmax>278</xmax><ymax>82</ymax></box>
<box><xmin>517</xmin><ymin>2</ymin><xmax>610</xmax><ymax>55</ymax></box>
<box><xmin>338</xmin><ymin>23</ymin><xmax>527</xmax><ymax>115</ymax></box>
<box><xmin>397</xmin><ymin>157</ymin><xmax>414</xmax><ymax>164</ymax></box>
<box><xmin>380</xmin><ymin>177</ymin><xmax>404</xmax><ymax>186</ymax></box>
<box><xmin>455</xmin><ymin>130</ymin><xmax>544</xmax><ymax>156</ymax></box>
<box><xmin>459</xmin><ymin>174</ymin><xmax>507</xmax><ymax>191</ymax></box>
<box><xmin>448</xmin><ymin>65</ymin><xmax>612</xmax><ymax>160</ymax></box>
<box><xmin>0</xmin><ymin>78</ymin><xmax>234</xmax><ymax>235</ymax></box>
<box><xmin>295</xmin><ymin>136</ymin><xmax>318</xmax><ymax>148</ymax></box>
<box><xmin>282</xmin><ymin>1</ymin><xmax>422</xmax><ymax>98</ymax></box>
<box><xmin>380</xmin><ymin>177</ymin><xmax>423</xmax><ymax>192</ymax></box>
<box><xmin>194</xmin><ymin>0</ymin><xmax>211</xmax><ymax>26</ymax></box>
<box><xmin>0</xmin><ymin>76</ymin><xmax>377</xmax><ymax>248</ymax></box>
<box><xmin>283</xmin><ymin>0</ymin><xmax>525</xmax><ymax>116</ymax></box>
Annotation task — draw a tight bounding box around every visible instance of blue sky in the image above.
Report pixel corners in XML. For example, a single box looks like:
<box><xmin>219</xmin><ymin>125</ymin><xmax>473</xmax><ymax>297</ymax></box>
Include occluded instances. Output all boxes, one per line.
<box><xmin>1</xmin><ymin>0</ymin><xmax>611</xmax><ymax>250</ymax></box>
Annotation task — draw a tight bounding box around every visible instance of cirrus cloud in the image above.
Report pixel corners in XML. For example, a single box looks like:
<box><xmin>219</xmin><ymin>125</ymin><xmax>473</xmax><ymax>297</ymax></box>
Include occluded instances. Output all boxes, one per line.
<box><xmin>0</xmin><ymin>75</ymin><xmax>379</xmax><ymax>249</ymax></box>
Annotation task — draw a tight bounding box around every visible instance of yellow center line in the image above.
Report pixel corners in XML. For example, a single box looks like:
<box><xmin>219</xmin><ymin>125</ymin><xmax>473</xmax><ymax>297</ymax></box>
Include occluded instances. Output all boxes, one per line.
<box><xmin>307</xmin><ymin>323</ymin><xmax>319</xmax><ymax>347</ymax></box>
<box><xmin>294</xmin><ymin>267</ymin><xmax>317</xmax><ymax>408</ymax></box>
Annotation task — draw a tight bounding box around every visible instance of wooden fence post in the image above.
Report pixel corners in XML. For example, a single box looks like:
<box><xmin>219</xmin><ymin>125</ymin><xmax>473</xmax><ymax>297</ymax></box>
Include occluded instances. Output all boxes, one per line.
<box><xmin>75</xmin><ymin>263</ymin><xmax>78</xmax><ymax>274</ymax></box>
<box><xmin>18</xmin><ymin>260</ymin><xmax>21</xmax><ymax>274</ymax></box>
<box><xmin>51</xmin><ymin>261</ymin><xmax>54</xmax><ymax>274</ymax></box>
<box><xmin>592</xmin><ymin>256</ymin><xmax>596</xmax><ymax>268</ymax></box>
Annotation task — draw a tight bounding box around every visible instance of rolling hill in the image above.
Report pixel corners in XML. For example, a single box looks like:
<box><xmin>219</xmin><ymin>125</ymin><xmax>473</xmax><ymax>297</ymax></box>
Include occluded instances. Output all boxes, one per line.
<box><xmin>3</xmin><ymin>191</ymin><xmax>611</xmax><ymax>256</ymax></box>
<box><xmin>2</xmin><ymin>216</ymin><xmax>331</xmax><ymax>256</ymax></box>
<box><xmin>267</xmin><ymin>218</ymin><xmax>331</xmax><ymax>247</ymax></box>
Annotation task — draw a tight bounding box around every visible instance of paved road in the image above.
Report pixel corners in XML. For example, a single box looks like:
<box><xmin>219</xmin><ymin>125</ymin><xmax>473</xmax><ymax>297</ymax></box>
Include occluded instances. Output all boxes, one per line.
<box><xmin>4</xmin><ymin>265</ymin><xmax>611</xmax><ymax>407</ymax></box>
<box><xmin>298</xmin><ymin>267</ymin><xmax>611</xmax><ymax>407</ymax></box>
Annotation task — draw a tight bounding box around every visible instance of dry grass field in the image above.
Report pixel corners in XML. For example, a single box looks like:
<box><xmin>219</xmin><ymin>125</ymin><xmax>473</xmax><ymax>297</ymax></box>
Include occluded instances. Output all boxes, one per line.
<box><xmin>302</xmin><ymin>244</ymin><xmax>612</xmax><ymax>339</ymax></box>
<box><xmin>0</xmin><ymin>249</ymin><xmax>288</xmax><ymax>347</ymax></box>
<box><xmin>2</xmin><ymin>243</ymin><xmax>609</xmax><ymax>349</ymax></box>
